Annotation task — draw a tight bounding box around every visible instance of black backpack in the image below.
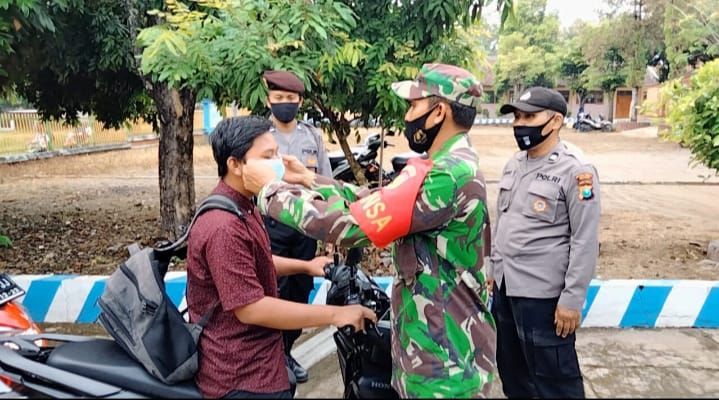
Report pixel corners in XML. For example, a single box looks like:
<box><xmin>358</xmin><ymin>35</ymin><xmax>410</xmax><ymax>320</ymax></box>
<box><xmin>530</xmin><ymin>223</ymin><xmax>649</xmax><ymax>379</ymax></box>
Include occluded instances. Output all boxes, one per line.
<box><xmin>97</xmin><ymin>194</ymin><xmax>246</xmax><ymax>384</ymax></box>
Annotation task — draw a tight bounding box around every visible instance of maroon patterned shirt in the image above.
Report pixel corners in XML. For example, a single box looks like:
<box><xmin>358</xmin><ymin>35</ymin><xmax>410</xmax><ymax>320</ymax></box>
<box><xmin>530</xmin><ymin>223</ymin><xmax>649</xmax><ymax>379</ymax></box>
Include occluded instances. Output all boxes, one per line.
<box><xmin>186</xmin><ymin>180</ymin><xmax>288</xmax><ymax>397</ymax></box>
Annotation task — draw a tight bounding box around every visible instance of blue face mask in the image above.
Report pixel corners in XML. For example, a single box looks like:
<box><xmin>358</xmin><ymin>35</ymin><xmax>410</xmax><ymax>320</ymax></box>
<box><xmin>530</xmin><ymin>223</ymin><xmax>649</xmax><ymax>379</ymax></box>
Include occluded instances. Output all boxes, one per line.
<box><xmin>258</xmin><ymin>157</ymin><xmax>285</xmax><ymax>181</ymax></box>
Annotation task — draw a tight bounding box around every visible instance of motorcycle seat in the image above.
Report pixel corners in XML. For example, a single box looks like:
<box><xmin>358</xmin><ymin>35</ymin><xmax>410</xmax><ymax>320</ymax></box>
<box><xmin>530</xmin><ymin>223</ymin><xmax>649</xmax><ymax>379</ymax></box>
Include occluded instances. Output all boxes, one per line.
<box><xmin>46</xmin><ymin>338</ymin><xmax>201</xmax><ymax>398</ymax></box>
<box><xmin>328</xmin><ymin>152</ymin><xmax>348</xmax><ymax>168</ymax></box>
<box><xmin>390</xmin><ymin>152</ymin><xmax>421</xmax><ymax>173</ymax></box>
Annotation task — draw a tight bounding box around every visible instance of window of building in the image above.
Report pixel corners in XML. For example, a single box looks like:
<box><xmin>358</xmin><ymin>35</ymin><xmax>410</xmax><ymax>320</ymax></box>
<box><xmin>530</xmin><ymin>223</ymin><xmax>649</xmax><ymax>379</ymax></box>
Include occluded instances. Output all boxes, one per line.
<box><xmin>585</xmin><ymin>91</ymin><xmax>604</xmax><ymax>104</ymax></box>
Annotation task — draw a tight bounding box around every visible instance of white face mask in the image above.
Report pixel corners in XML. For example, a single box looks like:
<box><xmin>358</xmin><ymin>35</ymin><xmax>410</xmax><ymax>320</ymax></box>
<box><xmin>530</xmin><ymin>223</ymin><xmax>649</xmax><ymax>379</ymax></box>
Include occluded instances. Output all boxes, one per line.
<box><xmin>256</xmin><ymin>157</ymin><xmax>285</xmax><ymax>180</ymax></box>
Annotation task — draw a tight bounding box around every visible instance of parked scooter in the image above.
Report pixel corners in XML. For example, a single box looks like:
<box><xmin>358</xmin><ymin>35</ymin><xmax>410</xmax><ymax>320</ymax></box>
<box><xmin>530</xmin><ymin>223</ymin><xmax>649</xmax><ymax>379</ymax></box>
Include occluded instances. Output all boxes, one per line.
<box><xmin>574</xmin><ymin>113</ymin><xmax>614</xmax><ymax>132</ymax></box>
<box><xmin>0</xmin><ymin>273</ymin><xmax>42</xmax><ymax>340</ymax></box>
<box><xmin>329</xmin><ymin>133</ymin><xmax>393</xmax><ymax>188</ymax></box>
<box><xmin>0</xmin><ymin>256</ymin><xmax>393</xmax><ymax>399</ymax></box>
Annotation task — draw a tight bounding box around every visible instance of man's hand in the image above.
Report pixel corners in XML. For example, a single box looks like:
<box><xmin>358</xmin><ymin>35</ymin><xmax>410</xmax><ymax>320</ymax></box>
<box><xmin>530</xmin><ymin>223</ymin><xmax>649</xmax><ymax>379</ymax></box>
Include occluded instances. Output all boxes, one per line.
<box><xmin>331</xmin><ymin>304</ymin><xmax>377</xmax><ymax>332</ymax></box>
<box><xmin>305</xmin><ymin>255</ymin><xmax>333</xmax><ymax>277</ymax></box>
<box><xmin>282</xmin><ymin>154</ymin><xmax>314</xmax><ymax>187</ymax></box>
<box><xmin>242</xmin><ymin>162</ymin><xmax>278</xmax><ymax>195</ymax></box>
<box><xmin>487</xmin><ymin>277</ymin><xmax>494</xmax><ymax>296</ymax></box>
<box><xmin>554</xmin><ymin>305</ymin><xmax>581</xmax><ymax>338</ymax></box>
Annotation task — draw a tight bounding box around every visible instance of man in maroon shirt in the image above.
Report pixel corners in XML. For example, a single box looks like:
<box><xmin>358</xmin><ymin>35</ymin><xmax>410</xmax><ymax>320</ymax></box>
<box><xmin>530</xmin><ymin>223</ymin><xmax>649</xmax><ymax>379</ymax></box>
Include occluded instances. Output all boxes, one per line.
<box><xmin>186</xmin><ymin>116</ymin><xmax>376</xmax><ymax>399</ymax></box>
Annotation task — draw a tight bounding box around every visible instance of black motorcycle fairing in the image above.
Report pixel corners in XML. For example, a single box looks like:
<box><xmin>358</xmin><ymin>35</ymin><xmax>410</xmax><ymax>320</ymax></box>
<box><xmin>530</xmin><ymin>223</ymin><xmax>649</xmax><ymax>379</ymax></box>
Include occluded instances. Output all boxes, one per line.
<box><xmin>45</xmin><ymin>338</ymin><xmax>201</xmax><ymax>398</ymax></box>
<box><xmin>325</xmin><ymin>264</ymin><xmax>390</xmax><ymax>317</ymax></box>
<box><xmin>333</xmin><ymin>309</ymin><xmax>396</xmax><ymax>399</ymax></box>
<box><xmin>324</xmin><ymin>256</ymin><xmax>398</xmax><ymax>399</ymax></box>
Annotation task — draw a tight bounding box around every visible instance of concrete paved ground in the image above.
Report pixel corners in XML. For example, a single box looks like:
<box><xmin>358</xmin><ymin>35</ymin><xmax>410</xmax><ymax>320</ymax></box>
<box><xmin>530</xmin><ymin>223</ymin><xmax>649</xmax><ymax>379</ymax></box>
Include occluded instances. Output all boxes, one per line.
<box><xmin>294</xmin><ymin>328</ymin><xmax>719</xmax><ymax>398</ymax></box>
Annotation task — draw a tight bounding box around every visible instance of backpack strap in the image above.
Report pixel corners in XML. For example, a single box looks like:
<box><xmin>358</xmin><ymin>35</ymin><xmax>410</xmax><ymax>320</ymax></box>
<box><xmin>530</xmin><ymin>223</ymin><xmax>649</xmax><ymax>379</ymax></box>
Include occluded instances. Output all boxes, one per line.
<box><xmin>158</xmin><ymin>194</ymin><xmax>248</xmax><ymax>256</ymax></box>
<box><xmin>166</xmin><ymin>194</ymin><xmax>248</xmax><ymax>324</ymax></box>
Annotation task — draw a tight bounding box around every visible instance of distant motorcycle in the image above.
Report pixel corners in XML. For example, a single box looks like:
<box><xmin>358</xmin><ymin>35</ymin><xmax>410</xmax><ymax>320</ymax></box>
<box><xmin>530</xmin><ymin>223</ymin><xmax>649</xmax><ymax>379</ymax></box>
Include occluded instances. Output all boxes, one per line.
<box><xmin>574</xmin><ymin>113</ymin><xmax>614</xmax><ymax>133</ymax></box>
<box><xmin>329</xmin><ymin>133</ymin><xmax>393</xmax><ymax>188</ymax></box>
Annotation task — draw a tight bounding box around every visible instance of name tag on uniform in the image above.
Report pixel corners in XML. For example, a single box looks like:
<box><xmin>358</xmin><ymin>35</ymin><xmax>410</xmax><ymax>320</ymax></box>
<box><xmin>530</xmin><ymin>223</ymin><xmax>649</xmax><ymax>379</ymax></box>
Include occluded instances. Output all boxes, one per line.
<box><xmin>536</xmin><ymin>172</ymin><xmax>561</xmax><ymax>184</ymax></box>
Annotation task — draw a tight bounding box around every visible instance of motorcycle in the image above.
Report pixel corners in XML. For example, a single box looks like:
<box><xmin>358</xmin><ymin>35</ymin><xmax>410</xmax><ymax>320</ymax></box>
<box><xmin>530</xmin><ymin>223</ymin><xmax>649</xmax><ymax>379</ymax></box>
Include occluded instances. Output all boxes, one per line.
<box><xmin>329</xmin><ymin>133</ymin><xmax>393</xmax><ymax>188</ymax></box>
<box><xmin>0</xmin><ymin>273</ymin><xmax>42</xmax><ymax>342</ymax></box>
<box><xmin>0</xmin><ymin>256</ymin><xmax>394</xmax><ymax>399</ymax></box>
<box><xmin>574</xmin><ymin>112</ymin><xmax>614</xmax><ymax>133</ymax></box>
<box><xmin>323</xmin><ymin>252</ymin><xmax>398</xmax><ymax>399</ymax></box>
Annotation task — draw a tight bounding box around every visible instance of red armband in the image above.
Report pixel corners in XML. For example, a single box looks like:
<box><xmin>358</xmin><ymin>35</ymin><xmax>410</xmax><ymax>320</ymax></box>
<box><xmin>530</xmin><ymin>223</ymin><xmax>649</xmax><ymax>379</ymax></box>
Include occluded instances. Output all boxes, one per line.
<box><xmin>349</xmin><ymin>158</ymin><xmax>433</xmax><ymax>248</ymax></box>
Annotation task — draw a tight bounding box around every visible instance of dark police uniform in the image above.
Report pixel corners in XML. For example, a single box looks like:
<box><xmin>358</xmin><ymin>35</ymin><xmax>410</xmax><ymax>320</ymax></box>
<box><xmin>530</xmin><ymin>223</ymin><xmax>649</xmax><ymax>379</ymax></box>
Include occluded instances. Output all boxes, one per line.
<box><xmin>262</xmin><ymin>70</ymin><xmax>332</xmax><ymax>381</ymax></box>
<box><xmin>490</xmin><ymin>88</ymin><xmax>601</xmax><ymax>399</ymax></box>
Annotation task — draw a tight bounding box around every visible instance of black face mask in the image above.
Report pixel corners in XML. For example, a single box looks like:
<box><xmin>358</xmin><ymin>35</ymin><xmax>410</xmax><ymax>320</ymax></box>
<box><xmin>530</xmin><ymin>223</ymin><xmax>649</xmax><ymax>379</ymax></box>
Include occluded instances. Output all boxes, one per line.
<box><xmin>404</xmin><ymin>106</ymin><xmax>445</xmax><ymax>154</ymax></box>
<box><xmin>270</xmin><ymin>102</ymin><xmax>300</xmax><ymax>123</ymax></box>
<box><xmin>513</xmin><ymin>117</ymin><xmax>555</xmax><ymax>151</ymax></box>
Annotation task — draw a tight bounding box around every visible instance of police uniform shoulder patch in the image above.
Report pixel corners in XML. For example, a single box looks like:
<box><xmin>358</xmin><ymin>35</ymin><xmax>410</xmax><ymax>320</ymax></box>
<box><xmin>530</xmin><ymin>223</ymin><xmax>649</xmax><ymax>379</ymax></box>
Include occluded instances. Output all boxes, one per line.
<box><xmin>576</xmin><ymin>172</ymin><xmax>594</xmax><ymax>200</ymax></box>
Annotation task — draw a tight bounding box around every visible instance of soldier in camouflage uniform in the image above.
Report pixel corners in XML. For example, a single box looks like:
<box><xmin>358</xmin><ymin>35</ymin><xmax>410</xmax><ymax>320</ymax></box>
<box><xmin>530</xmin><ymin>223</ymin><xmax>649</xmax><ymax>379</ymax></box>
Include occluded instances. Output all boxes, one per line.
<box><xmin>243</xmin><ymin>63</ymin><xmax>496</xmax><ymax>398</ymax></box>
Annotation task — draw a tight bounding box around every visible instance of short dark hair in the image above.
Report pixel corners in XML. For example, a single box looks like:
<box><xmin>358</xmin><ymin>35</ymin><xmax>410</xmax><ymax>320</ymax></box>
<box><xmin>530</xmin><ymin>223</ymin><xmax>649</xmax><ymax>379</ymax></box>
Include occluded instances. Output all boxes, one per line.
<box><xmin>428</xmin><ymin>96</ymin><xmax>477</xmax><ymax>130</ymax></box>
<box><xmin>210</xmin><ymin>116</ymin><xmax>273</xmax><ymax>177</ymax></box>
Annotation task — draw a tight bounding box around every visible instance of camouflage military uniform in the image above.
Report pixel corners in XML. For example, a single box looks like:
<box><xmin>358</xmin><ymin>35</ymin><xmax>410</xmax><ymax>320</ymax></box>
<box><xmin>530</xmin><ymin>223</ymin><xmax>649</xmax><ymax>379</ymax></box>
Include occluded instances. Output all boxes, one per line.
<box><xmin>256</xmin><ymin>64</ymin><xmax>496</xmax><ymax>398</ymax></box>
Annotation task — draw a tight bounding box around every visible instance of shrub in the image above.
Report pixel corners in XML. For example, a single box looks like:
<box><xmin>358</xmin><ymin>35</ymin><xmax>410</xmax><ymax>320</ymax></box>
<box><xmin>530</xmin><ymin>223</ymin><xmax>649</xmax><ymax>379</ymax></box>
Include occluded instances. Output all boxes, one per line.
<box><xmin>661</xmin><ymin>59</ymin><xmax>719</xmax><ymax>174</ymax></box>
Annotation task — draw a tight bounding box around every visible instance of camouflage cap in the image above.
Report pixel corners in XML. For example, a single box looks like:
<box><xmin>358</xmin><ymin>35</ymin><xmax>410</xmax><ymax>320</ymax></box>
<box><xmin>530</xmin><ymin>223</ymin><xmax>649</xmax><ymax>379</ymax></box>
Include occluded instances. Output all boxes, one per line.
<box><xmin>391</xmin><ymin>63</ymin><xmax>483</xmax><ymax>107</ymax></box>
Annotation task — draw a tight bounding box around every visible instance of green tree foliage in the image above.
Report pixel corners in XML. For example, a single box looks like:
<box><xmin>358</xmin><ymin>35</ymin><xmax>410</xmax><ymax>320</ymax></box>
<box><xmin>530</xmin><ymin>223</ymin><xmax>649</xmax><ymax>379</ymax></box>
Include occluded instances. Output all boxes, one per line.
<box><xmin>0</xmin><ymin>0</ymin><xmax>59</xmax><ymax>78</ymax></box>
<box><xmin>140</xmin><ymin>0</ymin><xmax>513</xmax><ymax>184</ymax></box>
<box><xmin>663</xmin><ymin>0</ymin><xmax>719</xmax><ymax>76</ymax></box>
<box><xmin>0</xmin><ymin>0</ymin><xmax>204</xmax><ymax>239</ymax></box>
<box><xmin>1</xmin><ymin>0</ymin><xmax>153</xmax><ymax>127</ymax></box>
<box><xmin>660</xmin><ymin>59</ymin><xmax>719</xmax><ymax>174</ymax></box>
<box><xmin>576</xmin><ymin>20</ymin><xmax>627</xmax><ymax>120</ymax></box>
<box><xmin>557</xmin><ymin>32</ymin><xmax>589</xmax><ymax>107</ymax></box>
<box><xmin>577</xmin><ymin>0</ymin><xmax>665</xmax><ymax>121</ymax></box>
<box><xmin>494</xmin><ymin>0</ymin><xmax>560</xmax><ymax>100</ymax></box>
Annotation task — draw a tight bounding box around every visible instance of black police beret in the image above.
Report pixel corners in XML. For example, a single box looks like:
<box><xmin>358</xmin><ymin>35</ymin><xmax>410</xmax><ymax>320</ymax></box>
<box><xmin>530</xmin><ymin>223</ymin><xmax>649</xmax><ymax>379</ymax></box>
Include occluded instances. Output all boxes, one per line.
<box><xmin>263</xmin><ymin>70</ymin><xmax>305</xmax><ymax>94</ymax></box>
<box><xmin>499</xmin><ymin>87</ymin><xmax>567</xmax><ymax>116</ymax></box>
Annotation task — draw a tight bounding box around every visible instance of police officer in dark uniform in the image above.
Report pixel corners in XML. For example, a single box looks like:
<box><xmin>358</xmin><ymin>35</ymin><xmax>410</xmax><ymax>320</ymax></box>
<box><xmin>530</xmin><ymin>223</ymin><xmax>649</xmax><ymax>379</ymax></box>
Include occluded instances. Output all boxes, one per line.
<box><xmin>262</xmin><ymin>70</ymin><xmax>332</xmax><ymax>383</ymax></box>
<box><xmin>489</xmin><ymin>87</ymin><xmax>601</xmax><ymax>399</ymax></box>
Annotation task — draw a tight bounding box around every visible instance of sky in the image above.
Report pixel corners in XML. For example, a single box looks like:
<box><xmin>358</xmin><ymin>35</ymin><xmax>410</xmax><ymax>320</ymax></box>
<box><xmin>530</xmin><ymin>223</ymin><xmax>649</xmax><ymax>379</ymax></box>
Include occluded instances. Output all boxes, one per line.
<box><xmin>545</xmin><ymin>0</ymin><xmax>610</xmax><ymax>28</ymax></box>
<box><xmin>484</xmin><ymin>0</ymin><xmax>612</xmax><ymax>29</ymax></box>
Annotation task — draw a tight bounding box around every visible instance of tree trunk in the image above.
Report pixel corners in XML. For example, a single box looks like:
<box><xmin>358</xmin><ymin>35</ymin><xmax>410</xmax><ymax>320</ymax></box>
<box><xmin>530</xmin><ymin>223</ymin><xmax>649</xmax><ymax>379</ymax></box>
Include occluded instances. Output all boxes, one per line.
<box><xmin>630</xmin><ymin>86</ymin><xmax>639</xmax><ymax>122</ymax></box>
<box><xmin>606</xmin><ymin>90</ymin><xmax>615</xmax><ymax>122</ymax></box>
<box><xmin>309</xmin><ymin>96</ymin><xmax>368</xmax><ymax>186</ymax></box>
<box><xmin>148</xmin><ymin>83</ymin><xmax>197</xmax><ymax>240</ymax></box>
<box><xmin>124</xmin><ymin>3</ymin><xmax>197</xmax><ymax>240</ymax></box>
<box><xmin>337</xmin><ymin>132</ymin><xmax>368</xmax><ymax>186</ymax></box>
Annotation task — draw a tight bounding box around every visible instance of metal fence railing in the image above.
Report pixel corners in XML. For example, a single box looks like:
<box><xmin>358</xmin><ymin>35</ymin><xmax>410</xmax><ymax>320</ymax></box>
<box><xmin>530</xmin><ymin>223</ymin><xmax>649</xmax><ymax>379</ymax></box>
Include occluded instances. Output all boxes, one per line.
<box><xmin>0</xmin><ymin>109</ymin><xmax>206</xmax><ymax>157</ymax></box>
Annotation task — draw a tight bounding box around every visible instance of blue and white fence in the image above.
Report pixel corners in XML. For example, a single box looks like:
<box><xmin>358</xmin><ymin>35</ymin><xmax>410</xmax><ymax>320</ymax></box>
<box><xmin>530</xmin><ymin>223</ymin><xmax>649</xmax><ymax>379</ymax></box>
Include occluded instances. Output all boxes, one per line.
<box><xmin>8</xmin><ymin>274</ymin><xmax>719</xmax><ymax>328</ymax></box>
